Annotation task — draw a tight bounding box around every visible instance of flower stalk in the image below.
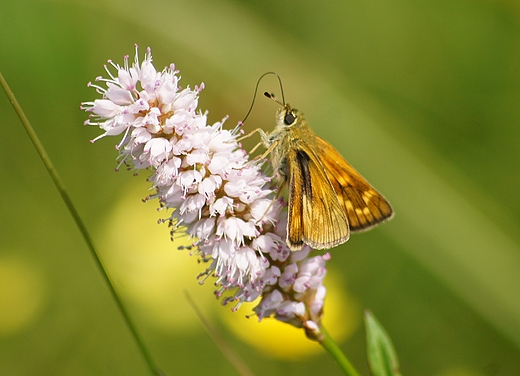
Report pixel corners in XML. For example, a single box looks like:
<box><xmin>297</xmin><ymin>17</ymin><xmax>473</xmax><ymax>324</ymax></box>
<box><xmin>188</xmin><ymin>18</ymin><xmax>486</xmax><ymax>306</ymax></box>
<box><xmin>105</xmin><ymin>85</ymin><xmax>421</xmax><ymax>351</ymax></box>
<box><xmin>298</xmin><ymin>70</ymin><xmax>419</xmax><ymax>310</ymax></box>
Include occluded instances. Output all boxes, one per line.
<box><xmin>81</xmin><ymin>46</ymin><xmax>375</xmax><ymax>375</ymax></box>
<box><xmin>320</xmin><ymin>325</ymin><xmax>361</xmax><ymax>376</ymax></box>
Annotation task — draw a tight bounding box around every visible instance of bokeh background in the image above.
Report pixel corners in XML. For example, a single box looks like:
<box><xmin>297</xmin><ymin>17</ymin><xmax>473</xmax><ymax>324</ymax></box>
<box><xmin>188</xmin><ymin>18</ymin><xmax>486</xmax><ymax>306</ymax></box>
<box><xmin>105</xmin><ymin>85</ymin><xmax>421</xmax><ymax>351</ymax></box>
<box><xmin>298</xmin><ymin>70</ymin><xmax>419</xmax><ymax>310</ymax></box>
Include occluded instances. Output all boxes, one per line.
<box><xmin>1</xmin><ymin>0</ymin><xmax>520</xmax><ymax>375</ymax></box>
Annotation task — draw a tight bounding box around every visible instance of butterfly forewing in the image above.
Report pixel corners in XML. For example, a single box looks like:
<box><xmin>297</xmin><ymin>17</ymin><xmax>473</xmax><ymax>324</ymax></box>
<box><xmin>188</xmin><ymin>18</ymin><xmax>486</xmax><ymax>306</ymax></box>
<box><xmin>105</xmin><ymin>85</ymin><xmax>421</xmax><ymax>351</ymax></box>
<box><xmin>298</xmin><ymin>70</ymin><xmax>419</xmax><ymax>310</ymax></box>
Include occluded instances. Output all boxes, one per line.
<box><xmin>314</xmin><ymin>136</ymin><xmax>394</xmax><ymax>232</ymax></box>
<box><xmin>286</xmin><ymin>140</ymin><xmax>350</xmax><ymax>250</ymax></box>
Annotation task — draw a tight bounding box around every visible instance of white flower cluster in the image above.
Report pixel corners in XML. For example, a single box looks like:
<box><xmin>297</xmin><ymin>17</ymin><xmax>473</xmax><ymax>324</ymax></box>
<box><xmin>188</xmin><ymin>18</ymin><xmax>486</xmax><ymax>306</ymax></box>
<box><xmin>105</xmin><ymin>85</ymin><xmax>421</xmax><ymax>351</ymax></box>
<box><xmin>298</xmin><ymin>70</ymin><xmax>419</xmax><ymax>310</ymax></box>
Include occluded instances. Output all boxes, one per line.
<box><xmin>82</xmin><ymin>46</ymin><xmax>329</xmax><ymax>337</ymax></box>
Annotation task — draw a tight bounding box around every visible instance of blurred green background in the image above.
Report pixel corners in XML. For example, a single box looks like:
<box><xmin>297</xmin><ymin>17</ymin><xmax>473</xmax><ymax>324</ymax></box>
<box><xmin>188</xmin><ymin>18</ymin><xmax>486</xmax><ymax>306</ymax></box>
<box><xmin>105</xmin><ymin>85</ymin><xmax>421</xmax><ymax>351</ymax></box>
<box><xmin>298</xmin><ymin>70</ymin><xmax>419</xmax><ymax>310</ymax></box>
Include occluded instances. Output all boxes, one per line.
<box><xmin>2</xmin><ymin>0</ymin><xmax>520</xmax><ymax>375</ymax></box>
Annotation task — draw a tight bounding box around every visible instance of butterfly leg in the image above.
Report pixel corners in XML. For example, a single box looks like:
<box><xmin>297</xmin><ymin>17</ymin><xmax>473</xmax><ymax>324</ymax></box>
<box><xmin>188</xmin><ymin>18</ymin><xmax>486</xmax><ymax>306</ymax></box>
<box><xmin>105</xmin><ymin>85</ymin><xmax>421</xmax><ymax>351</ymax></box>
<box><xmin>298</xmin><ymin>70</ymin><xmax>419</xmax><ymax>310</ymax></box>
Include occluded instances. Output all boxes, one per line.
<box><xmin>236</xmin><ymin>127</ymin><xmax>273</xmax><ymax>157</ymax></box>
<box><xmin>236</xmin><ymin>127</ymin><xmax>265</xmax><ymax>142</ymax></box>
<box><xmin>249</xmin><ymin>141</ymin><xmax>263</xmax><ymax>155</ymax></box>
<box><xmin>258</xmin><ymin>139</ymin><xmax>277</xmax><ymax>158</ymax></box>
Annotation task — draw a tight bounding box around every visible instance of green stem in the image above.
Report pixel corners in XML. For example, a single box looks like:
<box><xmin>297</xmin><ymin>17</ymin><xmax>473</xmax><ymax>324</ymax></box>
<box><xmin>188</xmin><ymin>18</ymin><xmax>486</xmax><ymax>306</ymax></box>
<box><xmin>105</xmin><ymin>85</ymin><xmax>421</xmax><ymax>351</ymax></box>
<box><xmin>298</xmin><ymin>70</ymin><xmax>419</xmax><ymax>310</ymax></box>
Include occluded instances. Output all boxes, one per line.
<box><xmin>0</xmin><ymin>72</ymin><xmax>163</xmax><ymax>376</ymax></box>
<box><xmin>320</xmin><ymin>325</ymin><xmax>362</xmax><ymax>376</ymax></box>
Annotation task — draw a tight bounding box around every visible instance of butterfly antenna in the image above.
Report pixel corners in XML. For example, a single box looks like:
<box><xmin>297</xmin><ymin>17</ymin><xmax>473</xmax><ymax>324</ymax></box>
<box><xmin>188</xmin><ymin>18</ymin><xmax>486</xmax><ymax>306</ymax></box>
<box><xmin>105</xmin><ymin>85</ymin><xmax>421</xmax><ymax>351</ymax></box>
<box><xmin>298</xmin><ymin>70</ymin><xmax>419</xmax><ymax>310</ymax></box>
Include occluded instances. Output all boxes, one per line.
<box><xmin>262</xmin><ymin>72</ymin><xmax>286</xmax><ymax>107</ymax></box>
<box><xmin>241</xmin><ymin>72</ymin><xmax>285</xmax><ymax>124</ymax></box>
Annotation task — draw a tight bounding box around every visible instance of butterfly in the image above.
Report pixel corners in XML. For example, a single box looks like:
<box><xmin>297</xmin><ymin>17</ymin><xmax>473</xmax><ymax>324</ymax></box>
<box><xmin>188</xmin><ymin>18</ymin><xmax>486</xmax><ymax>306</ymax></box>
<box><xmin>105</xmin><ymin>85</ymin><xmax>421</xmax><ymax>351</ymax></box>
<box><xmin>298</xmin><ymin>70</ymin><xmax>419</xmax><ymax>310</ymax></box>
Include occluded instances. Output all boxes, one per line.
<box><xmin>254</xmin><ymin>92</ymin><xmax>394</xmax><ymax>250</ymax></box>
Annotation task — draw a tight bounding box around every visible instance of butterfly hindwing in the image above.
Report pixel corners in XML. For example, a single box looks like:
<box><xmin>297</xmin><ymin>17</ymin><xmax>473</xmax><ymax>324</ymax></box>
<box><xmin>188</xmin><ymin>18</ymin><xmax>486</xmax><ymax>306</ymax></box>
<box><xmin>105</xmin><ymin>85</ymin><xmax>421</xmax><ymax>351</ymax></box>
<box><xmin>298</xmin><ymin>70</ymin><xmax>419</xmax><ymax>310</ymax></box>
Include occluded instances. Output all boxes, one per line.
<box><xmin>314</xmin><ymin>136</ymin><xmax>394</xmax><ymax>232</ymax></box>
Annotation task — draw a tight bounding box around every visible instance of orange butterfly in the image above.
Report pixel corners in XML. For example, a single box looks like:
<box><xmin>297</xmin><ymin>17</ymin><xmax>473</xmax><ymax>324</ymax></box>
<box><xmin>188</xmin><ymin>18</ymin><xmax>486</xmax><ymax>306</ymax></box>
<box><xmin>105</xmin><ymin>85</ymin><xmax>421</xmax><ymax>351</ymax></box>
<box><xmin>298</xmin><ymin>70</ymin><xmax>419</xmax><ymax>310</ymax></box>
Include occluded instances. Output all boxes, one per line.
<box><xmin>255</xmin><ymin>93</ymin><xmax>393</xmax><ymax>250</ymax></box>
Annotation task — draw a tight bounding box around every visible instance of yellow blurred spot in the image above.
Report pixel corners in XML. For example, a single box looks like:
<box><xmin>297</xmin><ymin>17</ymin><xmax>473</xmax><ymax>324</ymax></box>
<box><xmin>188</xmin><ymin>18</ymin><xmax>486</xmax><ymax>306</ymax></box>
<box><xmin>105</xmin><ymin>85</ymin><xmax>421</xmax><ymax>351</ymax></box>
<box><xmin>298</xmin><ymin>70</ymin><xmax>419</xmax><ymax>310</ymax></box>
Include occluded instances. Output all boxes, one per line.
<box><xmin>219</xmin><ymin>269</ymin><xmax>360</xmax><ymax>360</ymax></box>
<box><xmin>100</xmin><ymin>181</ymin><xmax>217</xmax><ymax>333</ymax></box>
<box><xmin>0</xmin><ymin>256</ymin><xmax>46</xmax><ymax>336</ymax></box>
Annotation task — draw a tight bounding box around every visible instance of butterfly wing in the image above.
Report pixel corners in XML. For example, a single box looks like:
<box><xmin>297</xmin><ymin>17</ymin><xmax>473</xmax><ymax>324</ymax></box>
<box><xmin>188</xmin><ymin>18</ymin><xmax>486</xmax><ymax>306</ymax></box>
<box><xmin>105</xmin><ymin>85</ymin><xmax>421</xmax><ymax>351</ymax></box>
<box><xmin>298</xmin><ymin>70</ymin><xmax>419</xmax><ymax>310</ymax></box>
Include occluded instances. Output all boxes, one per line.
<box><xmin>315</xmin><ymin>136</ymin><xmax>394</xmax><ymax>232</ymax></box>
<box><xmin>286</xmin><ymin>141</ymin><xmax>350</xmax><ymax>250</ymax></box>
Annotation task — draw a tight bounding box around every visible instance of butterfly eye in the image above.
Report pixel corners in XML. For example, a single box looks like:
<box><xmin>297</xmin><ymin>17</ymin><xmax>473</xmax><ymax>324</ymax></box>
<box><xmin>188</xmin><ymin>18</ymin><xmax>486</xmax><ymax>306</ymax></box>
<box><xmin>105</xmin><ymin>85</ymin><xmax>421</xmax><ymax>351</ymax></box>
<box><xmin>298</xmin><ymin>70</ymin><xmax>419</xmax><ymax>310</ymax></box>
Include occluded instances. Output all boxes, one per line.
<box><xmin>284</xmin><ymin>112</ymin><xmax>296</xmax><ymax>125</ymax></box>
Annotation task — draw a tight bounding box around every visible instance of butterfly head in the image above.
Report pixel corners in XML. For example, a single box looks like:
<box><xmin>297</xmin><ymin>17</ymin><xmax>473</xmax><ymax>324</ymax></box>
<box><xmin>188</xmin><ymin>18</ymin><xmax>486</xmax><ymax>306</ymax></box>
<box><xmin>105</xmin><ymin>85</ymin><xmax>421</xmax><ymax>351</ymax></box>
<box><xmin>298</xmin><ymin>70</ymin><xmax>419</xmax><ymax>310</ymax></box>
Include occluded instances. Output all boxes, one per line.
<box><xmin>275</xmin><ymin>104</ymin><xmax>301</xmax><ymax>129</ymax></box>
<box><xmin>264</xmin><ymin>92</ymin><xmax>301</xmax><ymax>130</ymax></box>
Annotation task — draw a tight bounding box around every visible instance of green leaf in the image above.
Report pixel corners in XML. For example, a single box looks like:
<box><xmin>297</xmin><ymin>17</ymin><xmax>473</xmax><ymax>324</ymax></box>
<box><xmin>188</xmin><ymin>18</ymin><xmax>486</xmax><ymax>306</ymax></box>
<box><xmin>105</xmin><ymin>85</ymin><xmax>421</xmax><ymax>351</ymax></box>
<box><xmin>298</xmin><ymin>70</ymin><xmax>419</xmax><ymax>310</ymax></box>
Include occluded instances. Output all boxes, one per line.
<box><xmin>365</xmin><ymin>310</ymin><xmax>402</xmax><ymax>376</ymax></box>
